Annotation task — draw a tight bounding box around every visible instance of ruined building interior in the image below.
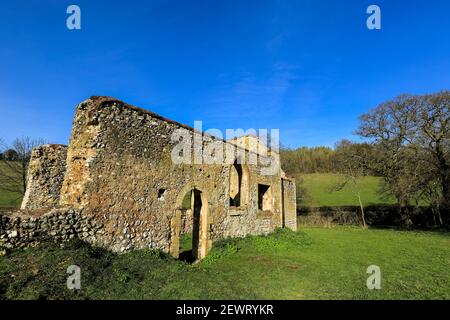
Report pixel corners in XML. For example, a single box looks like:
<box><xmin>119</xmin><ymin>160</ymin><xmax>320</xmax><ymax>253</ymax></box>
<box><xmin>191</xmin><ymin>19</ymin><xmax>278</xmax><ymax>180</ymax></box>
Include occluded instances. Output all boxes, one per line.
<box><xmin>13</xmin><ymin>96</ymin><xmax>297</xmax><ymax>260</ymax></box>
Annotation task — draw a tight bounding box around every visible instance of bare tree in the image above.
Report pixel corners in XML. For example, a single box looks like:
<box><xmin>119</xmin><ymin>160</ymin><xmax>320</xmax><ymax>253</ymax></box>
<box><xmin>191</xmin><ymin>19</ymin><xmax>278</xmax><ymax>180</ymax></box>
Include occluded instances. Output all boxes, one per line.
<box><xmin>414</xmin><ymin>92</ymin><xmax>450</xmax><ymax>223</ymax></box>
<box><xmin>0</xmin><ymin>137</ymin><xmax>45</xmax><ymax>196</ymax></box>
<box><xmin>357</xmin><ymin>91</ymin><xmax>449</xmax><ymax>226</ymax></box>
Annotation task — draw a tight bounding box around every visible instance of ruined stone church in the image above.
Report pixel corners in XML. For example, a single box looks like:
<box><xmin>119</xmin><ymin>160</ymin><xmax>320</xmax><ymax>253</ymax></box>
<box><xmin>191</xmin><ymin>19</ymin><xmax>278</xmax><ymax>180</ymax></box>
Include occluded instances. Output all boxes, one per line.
<box><xmin>14</xmin><ymin>96</ymin><xmax>296</xmax><ymax>260</ymax></box>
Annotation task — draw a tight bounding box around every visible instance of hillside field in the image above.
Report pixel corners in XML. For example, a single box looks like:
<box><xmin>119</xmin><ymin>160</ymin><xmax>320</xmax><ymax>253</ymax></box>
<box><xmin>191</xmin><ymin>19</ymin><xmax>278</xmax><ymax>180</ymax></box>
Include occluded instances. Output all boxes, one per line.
<box><xmin>1</xmin><ymin>227</ymin><xmax>449</xmax><ymax>299</ymax></box>
<box><xmin>296</xmin><ymin>173</ymin><xmax>395</xmax><ymax>207</ymax></box>
<box><xmin>0</xmin><ymin>162</ymin><xmax>22</xmax><ymax>209</ymax></box>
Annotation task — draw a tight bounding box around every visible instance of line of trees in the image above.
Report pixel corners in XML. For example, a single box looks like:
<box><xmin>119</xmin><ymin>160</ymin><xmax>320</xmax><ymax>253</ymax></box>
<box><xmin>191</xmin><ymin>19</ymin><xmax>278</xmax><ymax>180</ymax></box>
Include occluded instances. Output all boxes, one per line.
<box><xmin>280</xmin><ymin>146</ymin><xmax>337</xmax><ymax>175</ymax></box>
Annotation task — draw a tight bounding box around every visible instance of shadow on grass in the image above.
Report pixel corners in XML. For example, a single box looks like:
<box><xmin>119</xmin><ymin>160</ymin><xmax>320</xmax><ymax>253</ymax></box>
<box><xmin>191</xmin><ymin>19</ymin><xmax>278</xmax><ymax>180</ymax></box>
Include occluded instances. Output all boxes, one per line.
<box><xmin>178</xmin><ymin>250</ymin><xmax>196</xmax><ymax>264</ymax></box>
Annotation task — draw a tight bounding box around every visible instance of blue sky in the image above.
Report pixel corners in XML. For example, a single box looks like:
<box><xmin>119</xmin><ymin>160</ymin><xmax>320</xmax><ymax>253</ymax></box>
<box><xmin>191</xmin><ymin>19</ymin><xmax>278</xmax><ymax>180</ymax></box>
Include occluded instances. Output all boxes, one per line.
<box><xmin>0</xmin><ymin>0</ymin><xmax>449</xmax><ymax>148</ymax></box>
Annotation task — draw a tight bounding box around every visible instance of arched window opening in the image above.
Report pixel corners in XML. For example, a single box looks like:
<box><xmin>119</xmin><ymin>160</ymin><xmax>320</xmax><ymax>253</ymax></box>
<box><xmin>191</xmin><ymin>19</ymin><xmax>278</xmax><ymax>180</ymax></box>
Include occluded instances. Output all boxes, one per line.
<box><xmin>258</xmin><ymin>184</ymin><xmax>273</xmax><ymax>211</ymax></box>
<box><xmin>229</xmin><ymin>160</ymin><xmax>249</xmax><ymax>207</ymax></box>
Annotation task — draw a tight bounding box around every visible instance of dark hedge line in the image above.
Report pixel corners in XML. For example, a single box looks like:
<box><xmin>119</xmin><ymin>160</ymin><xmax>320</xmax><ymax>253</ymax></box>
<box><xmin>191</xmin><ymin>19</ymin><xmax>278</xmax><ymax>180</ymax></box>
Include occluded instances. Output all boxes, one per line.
<box><xmin>297</xmin><ymin>205</ymin><xmax>445</xmax><ymax>228</ymax></box>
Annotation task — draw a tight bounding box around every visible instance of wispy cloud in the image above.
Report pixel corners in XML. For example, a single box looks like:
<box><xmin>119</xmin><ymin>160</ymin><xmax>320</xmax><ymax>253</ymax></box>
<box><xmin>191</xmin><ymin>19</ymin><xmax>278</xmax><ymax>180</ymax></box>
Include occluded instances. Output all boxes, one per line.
<box><xmin>197</xmin><ymin>62</ymin><xmax>300</xmax><ymax>122</ymax></box>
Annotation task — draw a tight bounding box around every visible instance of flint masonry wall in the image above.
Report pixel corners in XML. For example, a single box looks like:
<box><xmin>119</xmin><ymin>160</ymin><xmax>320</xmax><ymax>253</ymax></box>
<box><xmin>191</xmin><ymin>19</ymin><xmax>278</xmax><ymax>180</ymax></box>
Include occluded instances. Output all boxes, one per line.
<box><xmin>0</xmin><ymin>208</ymin><xmax>103</xmax><ymax>250</ymax></box>
<box><xmin>282</xmin><ymin>178</ymin><xmax>297</xmax><ymax>231</ymax></box>
<box><xmin>58</xmin><ymin>97</ymin><xmax>289</xmax><ymax>254</ymax></box>
<box><xmin>21</xmin><ymin>145</ymin><xmax>67</xmax><ymax>210</ymax></box>
<box><xmin>180</xmin><ymin>209</ymin><xmax>193</xmax><ymax>235</ymax></box>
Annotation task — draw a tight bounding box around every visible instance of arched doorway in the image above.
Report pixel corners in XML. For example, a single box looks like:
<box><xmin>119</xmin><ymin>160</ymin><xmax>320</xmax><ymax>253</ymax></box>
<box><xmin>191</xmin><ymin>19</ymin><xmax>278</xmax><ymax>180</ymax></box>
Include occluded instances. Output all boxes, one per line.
<box><xmin>171</xmin><ymin>187</ymin><xmax>210</xmax><ymax>262</ymax></box>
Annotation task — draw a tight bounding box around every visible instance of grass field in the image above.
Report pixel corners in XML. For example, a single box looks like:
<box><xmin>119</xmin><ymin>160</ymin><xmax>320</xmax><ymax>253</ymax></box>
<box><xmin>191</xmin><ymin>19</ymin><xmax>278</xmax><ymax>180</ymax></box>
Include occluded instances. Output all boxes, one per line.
<box><xmin>1</xmin><ymin>227</ymin><xmax>449</xmax><ymax>300</ymax></box>
<box><xmin>0</xmin><ymin>162</ymin><xmax>23</xmax><ymax>208</ymax></box>
<box><xmin>297</xmin><ymin>173</ymin><xmax>395</xmax><ymax>207</ymax></box>
<box><xmin>0</xmin><ymin>192</ymin><xmax>21</xmax><ymax>209</ymax></box>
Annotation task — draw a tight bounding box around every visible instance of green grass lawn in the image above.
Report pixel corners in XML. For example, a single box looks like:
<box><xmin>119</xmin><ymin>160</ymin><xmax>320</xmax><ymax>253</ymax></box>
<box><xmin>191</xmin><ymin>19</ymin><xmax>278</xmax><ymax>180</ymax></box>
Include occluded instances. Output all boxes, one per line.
<box><xmin>180</xmin><ymin>232</ymin><xmax>193</xmax><ymax>253</ymax></box>
<box><xmin>1</xmin><ymin>227</ymin><xmax>449</xmax><ymax>300</ymax></box>
<box><xmin>297</xmin><ymin>173</ymin><xmax>395</xmax><ymax>207</ymax></box>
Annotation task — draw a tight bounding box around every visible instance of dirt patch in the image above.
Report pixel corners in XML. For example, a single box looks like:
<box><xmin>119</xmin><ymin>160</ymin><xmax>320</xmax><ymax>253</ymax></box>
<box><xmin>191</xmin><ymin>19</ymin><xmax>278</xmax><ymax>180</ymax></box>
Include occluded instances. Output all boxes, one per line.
<box><xmin>253</xmin><ymin>255</ymin><xmax>274</xmax><ymax>267</ymax></box>
<box><xmin>287</xmin><ymin>263</ymin><xmax>301</xmax><ymax>271</ymax></box>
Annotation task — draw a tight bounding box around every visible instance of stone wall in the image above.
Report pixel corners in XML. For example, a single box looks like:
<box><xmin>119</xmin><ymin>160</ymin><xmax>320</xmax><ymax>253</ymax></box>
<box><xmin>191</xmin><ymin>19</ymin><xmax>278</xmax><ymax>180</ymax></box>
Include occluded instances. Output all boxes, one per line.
<box><xmin>21</xmin><ymin>144</ymin><xmax>67</xmax><ymax>210</ymax></box>
<box><xmin>16</xmin><ymin>96</ymin><xmax>296</xmax><ymax>258</ymax></box>
<box><xmin>56</xmin><ymin>97</ymin><xmax>290</xmax><ymax>256</ymax></box>
<box><xmin>0</xmin><ymin>208</ymin><xmax>102</xmax><ymax>250</ymax></box>
<box><xmin>282</xmin><ymin>178</ymin><xmax>297</xmax><ymax>231</ymax></box>
<box><xmin>180</xmin><ymin>209</ymin><xmax>193</xmax><ymax>235</ymax></box>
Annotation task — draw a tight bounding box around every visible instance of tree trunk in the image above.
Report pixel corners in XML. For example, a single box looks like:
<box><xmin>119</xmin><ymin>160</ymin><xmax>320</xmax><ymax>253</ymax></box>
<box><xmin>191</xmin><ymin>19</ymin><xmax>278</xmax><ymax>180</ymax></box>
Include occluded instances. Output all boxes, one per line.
<box><xmin>441</xmin><ymin>170</ymin><xmax>450</xmax><ymax>226</ymax></box>
<box><xmin>357</xmin><ymin>192</ymin><xmax>367</xmax><ymax>229</ymax></box>
<box><xmin>435</xmin><ymin>203</ymin><xmax>443</xmax><ymax>226</ymax></box>
<box><xmin>435</xmin><ymin>145</ymin><xmax>449</xmax><ymax>226</ymax></box>
<box><xmin>396</xmin><ymin>195</ymin><xmax>413</xmax><ymax>228</ymax></box>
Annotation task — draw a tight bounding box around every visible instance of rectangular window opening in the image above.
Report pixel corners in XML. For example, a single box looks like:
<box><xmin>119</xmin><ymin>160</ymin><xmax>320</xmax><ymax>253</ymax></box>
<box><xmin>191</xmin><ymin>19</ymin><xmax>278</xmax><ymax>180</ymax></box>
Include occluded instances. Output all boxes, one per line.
<box><xmin>258</xmin><ymin>184</ymin><xmax>272</xmax><ymax>211</ymax></box>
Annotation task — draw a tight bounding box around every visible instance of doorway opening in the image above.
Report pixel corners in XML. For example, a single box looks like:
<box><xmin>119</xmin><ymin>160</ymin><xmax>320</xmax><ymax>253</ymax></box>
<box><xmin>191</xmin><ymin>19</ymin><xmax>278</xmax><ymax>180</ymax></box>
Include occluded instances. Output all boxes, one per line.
<box><xmin>178</xmin><ymin>189</ymin><xmax>203</xmax><ymax>263</ymax></box>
